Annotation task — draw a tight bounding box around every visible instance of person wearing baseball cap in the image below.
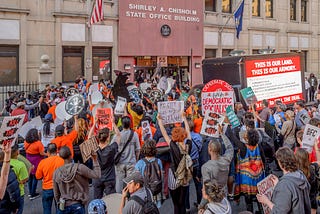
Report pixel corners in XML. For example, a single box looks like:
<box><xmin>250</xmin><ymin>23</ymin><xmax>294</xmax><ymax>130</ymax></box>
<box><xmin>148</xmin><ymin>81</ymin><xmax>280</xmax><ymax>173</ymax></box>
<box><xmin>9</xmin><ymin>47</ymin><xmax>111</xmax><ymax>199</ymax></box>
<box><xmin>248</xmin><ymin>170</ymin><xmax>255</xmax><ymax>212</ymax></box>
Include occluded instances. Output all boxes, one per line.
<box><xmin>119</xmin><ymin>171</ymin><xmax>155</xmax><ymax>214</ymax></box>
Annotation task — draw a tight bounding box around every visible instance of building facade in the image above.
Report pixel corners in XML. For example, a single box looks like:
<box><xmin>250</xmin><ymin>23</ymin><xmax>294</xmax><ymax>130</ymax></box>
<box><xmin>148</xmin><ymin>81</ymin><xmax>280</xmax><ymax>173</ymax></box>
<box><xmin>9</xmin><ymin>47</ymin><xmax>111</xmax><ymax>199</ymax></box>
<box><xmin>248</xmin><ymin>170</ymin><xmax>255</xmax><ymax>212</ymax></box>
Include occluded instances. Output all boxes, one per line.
<box><xmin>0</xmin><ymin>0</ymin><xmax>319</xmax><ymax>86</ymax></box>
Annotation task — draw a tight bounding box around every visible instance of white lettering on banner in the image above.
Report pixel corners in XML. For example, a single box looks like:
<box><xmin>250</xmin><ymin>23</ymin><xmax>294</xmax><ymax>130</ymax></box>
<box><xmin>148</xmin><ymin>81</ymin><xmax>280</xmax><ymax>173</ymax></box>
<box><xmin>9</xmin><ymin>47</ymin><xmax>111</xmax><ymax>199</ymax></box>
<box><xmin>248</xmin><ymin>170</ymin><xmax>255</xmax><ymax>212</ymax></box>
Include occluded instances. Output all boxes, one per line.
<box><xmin>125</xmin><ymin>4</ymin><xmax>200</xmax><ymax>23</ymax></box>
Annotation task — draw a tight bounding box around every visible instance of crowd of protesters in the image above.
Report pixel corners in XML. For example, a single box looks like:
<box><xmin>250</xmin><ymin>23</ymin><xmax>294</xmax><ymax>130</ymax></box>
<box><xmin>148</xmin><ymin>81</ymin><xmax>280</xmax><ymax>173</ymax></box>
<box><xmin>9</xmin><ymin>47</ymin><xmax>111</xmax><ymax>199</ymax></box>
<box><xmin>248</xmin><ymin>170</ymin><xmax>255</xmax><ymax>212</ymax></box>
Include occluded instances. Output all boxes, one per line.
<box><xmin>0</xmin><ymin>73</ymin><xmax>320</xmax><ymax>214</ymax></box>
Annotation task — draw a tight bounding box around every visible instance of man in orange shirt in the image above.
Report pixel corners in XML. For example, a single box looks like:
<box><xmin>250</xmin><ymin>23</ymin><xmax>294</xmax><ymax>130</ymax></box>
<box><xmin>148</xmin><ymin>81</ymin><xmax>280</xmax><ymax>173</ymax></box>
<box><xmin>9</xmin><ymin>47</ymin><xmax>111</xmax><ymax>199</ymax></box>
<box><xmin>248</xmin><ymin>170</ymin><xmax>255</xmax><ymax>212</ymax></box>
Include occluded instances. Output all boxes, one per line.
<box><xmin>36</xmin><ymin>143</ymin><xmax>64</xmax><ymax>214</ymax></box>
<box><xmin>51</xmin><ymin>115</ymin><xmax>79</xmax><ymax>158</ymax></box>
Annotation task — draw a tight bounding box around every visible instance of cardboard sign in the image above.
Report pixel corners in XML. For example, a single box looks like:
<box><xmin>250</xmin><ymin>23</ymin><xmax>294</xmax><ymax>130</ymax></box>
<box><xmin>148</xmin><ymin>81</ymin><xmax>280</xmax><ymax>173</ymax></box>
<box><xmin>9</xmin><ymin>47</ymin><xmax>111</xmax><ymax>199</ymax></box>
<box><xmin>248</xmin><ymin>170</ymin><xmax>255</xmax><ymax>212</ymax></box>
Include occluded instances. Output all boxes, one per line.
<box><xmin>19</xmin><ymin>116</ymin><xmax>42</xmax><ymax>139</ymax></box>
<box><xmin>226</xmin><ymin>106</ymin><xmax>240</xmax><ymax>128</ymax></box>
<box><xmin>79</xmin><ymin>137</ymin><xmax>99</xmax><ymax>163</ymax></box>
<box><xmin>201</xmin><ymin>79</ymin><xmax>234</xmax><ymax>115</ymax></box>
<box><xmin>114</xmin><ymin>96</ymin><xmax>127</xmax><ymax>115</ymax></box>
<box><xmin>302</xmin><ymin>124</ymin><xmax>320</xmax><ymax>153</ymax></box>
<box><xmin>96</xmin><ymin>108</ymin><xmax>113</xmax><ymax>131</ymax></box>
<box><xmin>240</xmin><ymin>87</ymin><xmax>258</xmax><ymax>106</ymax></box>
<box><xmin>157</xmin><ymin>101</ymin><xmax>184</xmax><ymax>125</ymax></box>
<box><xmin>200</xmin><ymin>112</ymin><xmax>225</xmax><ymax>138</ymax></box>
<box><xmin>257</xmin><ymin>175</ymin><xmax>275</xmax><ymax>214</ymax></box>
<box><xmin>141</xmin><ymin>120</ymin><xmax>153</xmax><ymax>142</ymax></box>
<box><xmin>0</xmin><ymin>115</ymin><xmax>25</xmax><ymax>146</ymax></box>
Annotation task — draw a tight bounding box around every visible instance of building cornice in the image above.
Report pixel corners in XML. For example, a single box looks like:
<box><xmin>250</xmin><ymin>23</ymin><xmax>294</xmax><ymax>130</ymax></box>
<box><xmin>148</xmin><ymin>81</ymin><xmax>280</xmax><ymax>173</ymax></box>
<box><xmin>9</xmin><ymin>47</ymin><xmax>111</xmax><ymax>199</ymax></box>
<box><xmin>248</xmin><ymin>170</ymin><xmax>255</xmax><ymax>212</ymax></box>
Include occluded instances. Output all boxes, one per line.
<box><xmin>52</xmin><ymin>11</ymin><xmax>118</xmax><ymax>21</ymax></box>
<box><xmin>0</xmin><ymin>7</ymin><xmax>30</xmax><ymax>14</ymax></box>
<box><xmin>287</xmin><ymin>30</ymin><xmax>313</xmax><ymax>35</ymax></box>
<box><xmin>247</xmin><ymin>27</ymin><xmax>280</xmax><ymax>32</ymax></box>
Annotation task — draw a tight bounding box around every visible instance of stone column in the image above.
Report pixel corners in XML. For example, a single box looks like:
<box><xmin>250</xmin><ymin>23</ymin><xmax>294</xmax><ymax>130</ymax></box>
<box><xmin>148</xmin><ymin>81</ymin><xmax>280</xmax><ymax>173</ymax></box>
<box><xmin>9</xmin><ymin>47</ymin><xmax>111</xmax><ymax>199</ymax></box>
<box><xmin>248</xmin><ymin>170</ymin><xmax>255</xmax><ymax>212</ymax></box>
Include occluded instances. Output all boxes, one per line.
<box><xmin>38</xmin><ymin>55</ymin><xmax>53</xmax><ymax>91</ymax></box>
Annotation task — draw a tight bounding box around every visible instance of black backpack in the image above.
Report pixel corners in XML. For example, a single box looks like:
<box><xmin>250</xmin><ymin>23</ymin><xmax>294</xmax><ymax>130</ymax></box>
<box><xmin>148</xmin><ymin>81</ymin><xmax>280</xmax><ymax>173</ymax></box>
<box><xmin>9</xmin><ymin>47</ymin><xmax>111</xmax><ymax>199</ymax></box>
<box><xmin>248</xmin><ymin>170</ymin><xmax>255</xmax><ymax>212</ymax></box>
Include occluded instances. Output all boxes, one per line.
<box><xmin>130</xmin><ymin>188</ymin><xmax>160</xmax><ymax>214</ymax></box>
<box><xmin>142</xmin><ymin>158</ymin><xmax>162</xmax><ymax>196</ymax></box>
<box><xmin>257</xmin><ymin>129</ymin><xmax>275</xmax><ymax>159</ymax></box>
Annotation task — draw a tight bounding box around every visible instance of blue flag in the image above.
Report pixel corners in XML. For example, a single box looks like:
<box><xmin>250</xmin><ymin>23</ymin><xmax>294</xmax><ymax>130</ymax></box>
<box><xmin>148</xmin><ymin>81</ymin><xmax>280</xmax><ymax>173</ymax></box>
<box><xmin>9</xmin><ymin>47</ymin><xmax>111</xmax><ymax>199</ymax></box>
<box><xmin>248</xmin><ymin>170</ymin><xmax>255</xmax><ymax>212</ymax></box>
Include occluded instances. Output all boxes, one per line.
<box><xmin>234</xmin><ymin>0</ymin><xmax>244</xmax><ymax>39</ymax></box>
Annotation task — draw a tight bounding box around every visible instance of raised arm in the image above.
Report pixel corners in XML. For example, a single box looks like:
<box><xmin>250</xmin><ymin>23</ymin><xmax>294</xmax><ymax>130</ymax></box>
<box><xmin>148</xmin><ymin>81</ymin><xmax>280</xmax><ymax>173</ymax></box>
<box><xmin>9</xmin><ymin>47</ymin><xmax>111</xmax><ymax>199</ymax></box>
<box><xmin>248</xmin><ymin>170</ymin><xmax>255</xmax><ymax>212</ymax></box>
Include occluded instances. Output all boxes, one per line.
<box><xmin>183</xmin><ymin>113</ymin><xmax>191</xmax><ymax>140</ymax></box>
<box><xmin>0</xmin><ymin>144</ymin><xmax>11</xmax><ymax>199</ymax></box>
<box><xmin>157</xmin><ymin>114</ymin><xmax>171</xmax><ymax>144</ymax></box>
<box><xmin>218</xmin><ymin>125</ymin><xmax>234</xmax><ymax>162</ymax></box>
<box><xmin>88</xmin><ymin>117</ymin><xmax>97</xmax><ymax>139</ymax></box>
<box><xmin>113</xmin><ymin>118</ymin><xmax>121</xmax><ymax>144</ymax></box>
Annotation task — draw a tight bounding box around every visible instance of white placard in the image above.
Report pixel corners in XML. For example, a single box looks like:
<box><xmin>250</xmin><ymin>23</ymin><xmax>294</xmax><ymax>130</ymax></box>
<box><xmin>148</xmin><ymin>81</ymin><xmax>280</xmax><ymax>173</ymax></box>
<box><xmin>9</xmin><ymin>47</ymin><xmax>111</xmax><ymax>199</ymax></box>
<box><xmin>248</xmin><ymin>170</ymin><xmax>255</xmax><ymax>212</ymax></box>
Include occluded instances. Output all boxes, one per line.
<box><xmin>114</xmin><ymin>96</ymin><xmax>127</xmax><ymax>115</ymax></box>
<box><xmin>302</xmin><ymin>124</ymin><xmax>320</xmax><ymax>153</ymax></box>
<box><xmin>142</xmin><ymin>121</ymin><xmax>153</xmax><ymax>142</ymax></box>
<box><xmin>200</xmin><ymin>112</ymin><xmax>225</xmax><ymax>138</ymax></box>
<box><xmin>19</xmin><ymin>116</ymin><xmax>42</xmax><ymax>139</ymax></box>
<box><xmin>91</xmin><ymin>91</ymin><xmax>103</xmax><ymax>105</ymax></box>
<box><xmin>157</xmin><ymin>101</ymin><xmax>184</xmax><ymax>125</ymax></box>
<box><xmin>0</xmin><ymin>115</ymin><xmax>25</xmax><ymax>146</ymax></box>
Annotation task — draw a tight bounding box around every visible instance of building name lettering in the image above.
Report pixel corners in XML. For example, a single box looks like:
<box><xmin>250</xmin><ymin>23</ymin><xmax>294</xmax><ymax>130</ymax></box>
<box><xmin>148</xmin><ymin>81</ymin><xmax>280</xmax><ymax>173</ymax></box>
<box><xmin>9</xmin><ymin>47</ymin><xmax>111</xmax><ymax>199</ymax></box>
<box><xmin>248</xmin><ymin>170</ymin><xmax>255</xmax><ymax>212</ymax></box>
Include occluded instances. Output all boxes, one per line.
<box><xmin>126</xmin><ymin>4</ymin><xmax>200</xmax><ymax>23</ymax></box>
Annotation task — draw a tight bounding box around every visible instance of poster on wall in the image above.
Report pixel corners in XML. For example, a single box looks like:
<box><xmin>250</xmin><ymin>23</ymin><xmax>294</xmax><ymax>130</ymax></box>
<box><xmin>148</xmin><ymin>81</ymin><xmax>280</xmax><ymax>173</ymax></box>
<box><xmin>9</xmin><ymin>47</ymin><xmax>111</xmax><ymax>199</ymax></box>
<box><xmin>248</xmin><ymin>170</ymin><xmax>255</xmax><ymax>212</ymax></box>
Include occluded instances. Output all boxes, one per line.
<box><xmin>201</xmin><ymin>79</ymin><xmax>235</xmax><ymax>116</ymax></box>
<box><xmin>245</xmin><ymin>56</ymin><xmax>303</xmax><ymax>109</ymax></box>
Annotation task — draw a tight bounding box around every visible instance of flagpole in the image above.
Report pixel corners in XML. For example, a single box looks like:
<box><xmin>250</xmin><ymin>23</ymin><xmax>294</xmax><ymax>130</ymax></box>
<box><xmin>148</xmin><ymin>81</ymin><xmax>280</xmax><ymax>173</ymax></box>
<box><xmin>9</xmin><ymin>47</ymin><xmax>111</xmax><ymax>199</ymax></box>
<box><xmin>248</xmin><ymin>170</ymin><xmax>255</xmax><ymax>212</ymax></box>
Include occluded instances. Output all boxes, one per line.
<box><xmin>219</xmin><ymin>0</ymin><xmax>244</xmax><ymax>34</ymax></box>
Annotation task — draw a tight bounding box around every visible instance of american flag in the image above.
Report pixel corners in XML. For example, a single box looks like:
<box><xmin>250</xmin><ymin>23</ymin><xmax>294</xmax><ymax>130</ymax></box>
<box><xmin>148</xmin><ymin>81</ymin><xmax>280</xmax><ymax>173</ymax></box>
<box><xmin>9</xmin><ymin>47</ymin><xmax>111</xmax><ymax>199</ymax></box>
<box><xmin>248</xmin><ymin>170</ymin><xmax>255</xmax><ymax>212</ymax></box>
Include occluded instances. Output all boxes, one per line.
<box><xmin>89</xmin><ymin>0</ymin><xmax>103</xmax><ymax>26</ymax></box>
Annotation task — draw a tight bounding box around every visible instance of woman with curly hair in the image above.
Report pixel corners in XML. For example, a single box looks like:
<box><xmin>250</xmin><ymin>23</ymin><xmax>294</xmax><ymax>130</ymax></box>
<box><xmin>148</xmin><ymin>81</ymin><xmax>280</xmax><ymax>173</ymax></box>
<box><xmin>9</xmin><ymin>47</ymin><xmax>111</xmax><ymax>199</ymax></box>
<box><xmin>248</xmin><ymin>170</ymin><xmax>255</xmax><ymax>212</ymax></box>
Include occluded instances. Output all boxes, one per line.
<box><xmin>202</xmin><ymin>180</ymin><xmax>232</xmax><ymax>214</ymax></box>
<box><xmin>157</xmin><ymin>113</ymin><xmax>191</xmax><ymax>214</ymax></box>
<box><xmin>24</xmin><ymin>128</ymin><xmax>46</xmax><ymax>200</ymax></box>
<box><xmin>73</xmin><ymin>118</ymin><xmax>88</xmax><ymax>163</ymax></box>
<box><xmin>257</xmin><ymin>147</ymin><xmax>311</xmax><ymax>213</ymax></box>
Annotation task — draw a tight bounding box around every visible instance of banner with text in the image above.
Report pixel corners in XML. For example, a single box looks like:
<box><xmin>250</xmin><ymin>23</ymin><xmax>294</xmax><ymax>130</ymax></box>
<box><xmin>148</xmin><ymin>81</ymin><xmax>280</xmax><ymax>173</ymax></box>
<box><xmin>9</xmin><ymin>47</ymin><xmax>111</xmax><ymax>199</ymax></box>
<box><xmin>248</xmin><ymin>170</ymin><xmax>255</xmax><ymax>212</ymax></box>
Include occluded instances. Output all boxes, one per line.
<box><xmin>257</xmin><ymin>175</ymin><xmax>275</xmax><ymax>214</ymax></box>
<box><xmin>201</xmin><ymin>79</ymin><xmax>234</xmax><ymax>115</ymax></box>
<box><xmin>0</xmin><ymin>115</ymin><xmax>25</xmax><ymax>146</ymax></box>
<box><xmin>245</xmin><ymin>56</ymin><xmax>303</xmax><ymax>109</ymax></box>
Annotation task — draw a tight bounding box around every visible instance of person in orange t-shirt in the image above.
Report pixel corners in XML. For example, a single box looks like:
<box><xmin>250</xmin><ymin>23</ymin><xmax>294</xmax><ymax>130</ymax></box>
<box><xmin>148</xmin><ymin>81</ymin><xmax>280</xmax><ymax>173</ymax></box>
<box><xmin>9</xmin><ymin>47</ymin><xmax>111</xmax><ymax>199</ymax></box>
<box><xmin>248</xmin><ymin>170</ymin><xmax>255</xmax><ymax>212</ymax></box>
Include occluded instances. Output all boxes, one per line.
<box><xmin>51</xmin><ymin>115</ymin><xmax>79</xmax><ymax>158</ymax></box>
<box><xmin>24</xmin><ymin>128</ymin><xmax>46</xmax><ymax>199</ymax></box>
<box><xmin>193</xmin><ymin>110</ymin><xmax>203</xmax><ymax>134</ymax></box>
<box><xmin>47</xmin><ymin>104</ymin><xmax>57</xmax><ymax>121</ymax></box>
<box><xmin>36</xmin><ymin>143</ymin><xmax>64</xmax><ymax>213</ymax></box>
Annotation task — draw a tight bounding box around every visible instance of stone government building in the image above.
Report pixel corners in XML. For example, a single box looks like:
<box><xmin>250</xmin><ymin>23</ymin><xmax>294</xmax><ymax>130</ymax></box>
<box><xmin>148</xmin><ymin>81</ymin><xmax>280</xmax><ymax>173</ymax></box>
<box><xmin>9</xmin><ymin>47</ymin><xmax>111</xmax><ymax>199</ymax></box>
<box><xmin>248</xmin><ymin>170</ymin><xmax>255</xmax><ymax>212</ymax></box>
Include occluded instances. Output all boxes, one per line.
<box><xmin>0</xmin><ymin>0</ymin><xmax>318</xmax><ymax>86</ymax></box>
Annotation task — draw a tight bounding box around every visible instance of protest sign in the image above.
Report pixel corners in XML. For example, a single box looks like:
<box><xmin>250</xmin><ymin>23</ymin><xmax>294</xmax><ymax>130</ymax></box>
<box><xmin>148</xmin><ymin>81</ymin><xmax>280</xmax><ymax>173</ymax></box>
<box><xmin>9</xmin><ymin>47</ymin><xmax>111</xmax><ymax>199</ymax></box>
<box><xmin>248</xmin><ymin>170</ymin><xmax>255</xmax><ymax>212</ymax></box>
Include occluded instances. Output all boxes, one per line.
<box><xmin>65</xmin><ymin>94</ymin><xmax>85</xmax><ymax>115</ymax></box>
<box><xmin>201</xmin><ymin>79</ymin><xmax>234</xmax><ymax>115</ymax></box>
<box><xmin>240</xmin><ymin>87</ymin><xmax>258</xmax><ymax>106</ymax></box>
<box><xmin>200</xmin><ymin>112</ymin><xmax>225</xmax><ymax>138</ymax></box>
<box><xmin>299</xmin><ymin>112</ymin><xmax>311</xmax><ymax>127</ymax></box>
<box><xmin>141</xmin><ymin>120</ymin><xmax>153</xmax><ymax>142</ymax></box>
<box><xmin>157</xmin><ymin>101</ymin><xmax>184</xmax><ymax>125</ymax></box>
<box><xmin>302</xmin><ymin>124</ymin><xmax>320</xmax><ymax>153</ymax></box>
<box><xmin>19</xmin><ymin>116</ymin><xmax>42</xmax><ymax>139</ymax></box>
<box><xmin>102</xmin><ymin>193</ymin><xmax>122</xmax><ymax>214</ymax></box>
<box><xmin>114</xmin><ymin>96</ymin><xmax>127</xmax><ymax>115</ymax></box>
<box><xmin>0</xmin><ymin>115</ymin><xmax>25</xmax><ymax>146</ymax></box>
<box><xmin>92</xmin><ymin>101</ymin><xmax>113</xmax><ymax>118</ymax></box>
<box><xmin>55</xmin><ymin>101</ymin><xmax>73</xmax><ymax>122</ymax></box>
<box><xmin>79</xmin><ymin>137</ymin><xmax>99</xmax><ymax>163</ymax></box>
<box><xmin>96</xmin><ymin>108</ymin><xmax>113</xmax><ymax>131</ymax></box>
<box><xmin>91</xmin><ymin>91</ymin><xmax>103</xmax><ymax>105</ymax></box>
<box><xmin>257</xmin><ymin>175</ymin><xmax>275</xmax><ymax>214</ymax></box>
<box><xmin>226</xmin><ymin>106</ymin><xmax>240</xmax><ymax>128</ymax></box>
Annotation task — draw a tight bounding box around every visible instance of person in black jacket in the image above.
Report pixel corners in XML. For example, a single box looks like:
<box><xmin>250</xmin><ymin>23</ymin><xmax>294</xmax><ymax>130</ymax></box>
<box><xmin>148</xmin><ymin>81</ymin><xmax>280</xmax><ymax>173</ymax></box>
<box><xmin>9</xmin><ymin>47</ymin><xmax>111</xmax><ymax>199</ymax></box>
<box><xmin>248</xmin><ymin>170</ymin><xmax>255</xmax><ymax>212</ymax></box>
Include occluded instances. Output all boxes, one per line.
<box><xmin>0</xmin><ymin>147</ymin><xmax>20</xmax><ymax>214</ymax></box>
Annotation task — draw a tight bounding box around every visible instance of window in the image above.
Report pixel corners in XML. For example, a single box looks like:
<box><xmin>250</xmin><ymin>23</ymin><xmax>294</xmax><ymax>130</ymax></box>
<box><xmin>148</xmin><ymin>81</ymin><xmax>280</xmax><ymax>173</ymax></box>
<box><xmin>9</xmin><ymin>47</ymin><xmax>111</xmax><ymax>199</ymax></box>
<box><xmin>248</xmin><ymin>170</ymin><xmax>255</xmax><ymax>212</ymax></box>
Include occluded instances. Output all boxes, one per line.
<box><xmin>205</xmin><ymin>49</ymin><xmax>217</xmax><ymax>58</ymax></box>
<box><xmin>252</xmin><ymin>49</ymin><xmax>260</xmax><ymax>54</ymax></box>
<box><xmin>290</xmin><ymin>0</ymin><xmax>297</xmax><ymax>20</ymax></box>
<box><xmin>301</xmin><ymin>0</ymin><xmax>307</xmax><ymax>22</ymax></box>
<box><xmin>92</xmin><ymin>47</ymin><xmax>112</xmax><ymax>81</ymax></box>
<box><xmin>252</xmin><ymin>0</ymin><xmax>260</xmax><ymax>16</ymax></box>
<box><xmin>205</xmin><ymin>0</ymin><xmax>216</xmax><ymax>12</ymax></box>
<box><xmin>222</xmin><ymin>0</ymin><xmax>232</xmax><ymax>13</ymax></box>
<box><xmin>0</xmin><ymin>46</ymin><xmax>19</xmax><ymax>85</ymax></box>
<box><xmin>265</xmin><ymin>0</ymin><xmax>273</xmax><ymax>18</ymax></box>
<box><xmin>62</xmin><ymin>47</ymin><xmax>84</xmax><ymax>82</ymax></box>
<box><xmin>222</xmin><ymin>49</ymin><xmax>233</xmax><ymax>57</ymax></box>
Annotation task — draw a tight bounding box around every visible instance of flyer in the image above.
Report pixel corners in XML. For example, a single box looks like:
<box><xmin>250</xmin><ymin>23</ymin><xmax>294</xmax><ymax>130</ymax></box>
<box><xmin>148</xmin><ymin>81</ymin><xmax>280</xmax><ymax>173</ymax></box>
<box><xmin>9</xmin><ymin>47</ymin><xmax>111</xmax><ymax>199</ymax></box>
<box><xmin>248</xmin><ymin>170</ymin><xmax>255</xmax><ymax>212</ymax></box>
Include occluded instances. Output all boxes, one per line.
<box><xmin>200</xmin><ymin>112</ymin><xmax>225</xmax><ymax>138</ymax></box>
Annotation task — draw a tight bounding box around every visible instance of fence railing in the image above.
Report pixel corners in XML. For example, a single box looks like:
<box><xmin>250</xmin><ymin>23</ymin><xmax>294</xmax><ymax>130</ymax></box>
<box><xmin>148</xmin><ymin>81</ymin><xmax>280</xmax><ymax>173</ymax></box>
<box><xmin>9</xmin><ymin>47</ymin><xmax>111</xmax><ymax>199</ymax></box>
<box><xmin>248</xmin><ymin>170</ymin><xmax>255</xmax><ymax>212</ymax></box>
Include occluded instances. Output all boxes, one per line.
<box><xmin>0</xmin><ymin>82</ymin><xmax>39</xmax><ymax>110</ymax></box>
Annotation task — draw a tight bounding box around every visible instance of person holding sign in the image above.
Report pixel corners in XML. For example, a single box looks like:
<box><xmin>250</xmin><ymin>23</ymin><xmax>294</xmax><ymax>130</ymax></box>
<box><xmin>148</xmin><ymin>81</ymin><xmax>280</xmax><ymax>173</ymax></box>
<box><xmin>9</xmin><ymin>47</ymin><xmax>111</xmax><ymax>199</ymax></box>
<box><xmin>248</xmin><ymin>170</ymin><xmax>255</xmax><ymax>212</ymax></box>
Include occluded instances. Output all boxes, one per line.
<box><xmin>0</xmin><ymin>143</ymin><xmax>14</xmax><ymax>200</ymax></box>
<box><xmin>88</xmin><ymin>116</ymin><xmax>121</xmax><ymax>199</ymax></box>
<box><xmin>157</xmin><ymin>112</ymin><xmax>192</xmax><ymax>214</ymax></box>
<box><xmin>257</xmin><ymin>147</ymin><xmax>311</xmax><ymax>213</ymax></box>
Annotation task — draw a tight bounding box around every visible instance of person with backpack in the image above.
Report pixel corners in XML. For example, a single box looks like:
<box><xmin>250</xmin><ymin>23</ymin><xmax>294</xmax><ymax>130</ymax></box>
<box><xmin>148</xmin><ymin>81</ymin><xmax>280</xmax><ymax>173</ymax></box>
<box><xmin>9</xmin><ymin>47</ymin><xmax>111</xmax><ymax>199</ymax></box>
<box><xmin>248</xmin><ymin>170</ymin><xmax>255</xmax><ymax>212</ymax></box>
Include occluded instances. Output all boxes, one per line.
<box><xmin>135</xmin><ymin>139</ymin><xmax>163</xmax><ymax>208</ymax></box>
<box><xmin>257</xmin><ymin>147</ymin><xmax>311</xmax><ymax>213</ymax></box>
<box><xmin>275</xmin><ymin>110</ymin><xmax>296</xmax><ymax>150</ymax></box>
<box><xmin>119</xmin><ymin>171</ymin><xmax>159</xmax><ymax>214</ymax></box>
<box><xmin>157</xmin><ymin>113</ymin><xmax>192</xmax><ymax>214</ymax></box>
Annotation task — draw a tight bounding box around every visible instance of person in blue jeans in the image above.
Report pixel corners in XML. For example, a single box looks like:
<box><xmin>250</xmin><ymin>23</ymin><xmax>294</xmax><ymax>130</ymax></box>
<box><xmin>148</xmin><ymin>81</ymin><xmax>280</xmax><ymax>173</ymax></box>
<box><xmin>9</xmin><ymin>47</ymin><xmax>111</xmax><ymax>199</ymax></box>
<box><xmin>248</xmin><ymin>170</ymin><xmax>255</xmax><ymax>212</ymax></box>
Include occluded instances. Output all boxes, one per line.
<box><xmin>53</xmin><ymin>146</ymin><xmax>101</xmax><ymax>214</ymax></box>
<box><xmin>36</xmin><ymin>143</ymin><xmax>64</xmax><ymax>214</ymax></box>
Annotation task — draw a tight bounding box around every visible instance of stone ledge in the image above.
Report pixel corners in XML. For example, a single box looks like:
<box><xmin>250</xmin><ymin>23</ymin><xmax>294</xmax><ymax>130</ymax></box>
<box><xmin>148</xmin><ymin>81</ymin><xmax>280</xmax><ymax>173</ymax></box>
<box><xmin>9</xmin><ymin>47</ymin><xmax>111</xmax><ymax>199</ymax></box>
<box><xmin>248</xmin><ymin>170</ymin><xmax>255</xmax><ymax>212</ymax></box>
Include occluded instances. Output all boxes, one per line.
<box><xmin>0</xmin><ymin>7</ymin><xmax>30</xmax><ymax>14</ymax></box>
<box><xmin>287</xmin><ymin>30</ymin><xmax>313</xmax><ymax>35</ymax></box>
<box><xmin>247</xmin><ymin>27</ymin><xmax>280</xmax><ymax>32</ymax></box>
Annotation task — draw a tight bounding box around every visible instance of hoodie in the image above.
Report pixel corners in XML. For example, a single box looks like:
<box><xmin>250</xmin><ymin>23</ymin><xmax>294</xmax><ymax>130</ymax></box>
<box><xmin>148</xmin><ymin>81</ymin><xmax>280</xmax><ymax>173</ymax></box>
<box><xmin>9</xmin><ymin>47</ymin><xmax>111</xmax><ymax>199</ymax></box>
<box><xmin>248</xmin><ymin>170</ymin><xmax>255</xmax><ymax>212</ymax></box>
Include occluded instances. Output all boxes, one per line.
<box><xmin>53</xmin><ymin>161</ymin><xmax>101</xmax><ymax>207</ymax></box>
<box><xmin>271</xmin><ymin>170</ymin><xmax>311</xmax><ymax>214</ymax></box>
<box><xmin>204</xmin><ymin>198</ymin><xmax>232</xmax><ymax>214</ymax></box>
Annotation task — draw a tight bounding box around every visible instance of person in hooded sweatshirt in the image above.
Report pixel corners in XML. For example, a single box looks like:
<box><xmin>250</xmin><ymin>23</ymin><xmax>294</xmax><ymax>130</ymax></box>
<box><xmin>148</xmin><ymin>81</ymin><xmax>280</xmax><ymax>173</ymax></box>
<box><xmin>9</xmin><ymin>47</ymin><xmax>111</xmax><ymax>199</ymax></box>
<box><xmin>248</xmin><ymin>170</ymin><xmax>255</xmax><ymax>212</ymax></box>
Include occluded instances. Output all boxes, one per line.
<box><xmin>257</xmin><ymin>147</ymin><xmax>311</xmax><ymax>214</ymax></box>
<box><xmin>53</xmin><ymin>146</ymin><xmax>101</xmax><ymax>214</ymax></box>
<box><xmin>202</xmin><ymin>180</ymin><xmax>232</xmax><ymax>214</ymax></box>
